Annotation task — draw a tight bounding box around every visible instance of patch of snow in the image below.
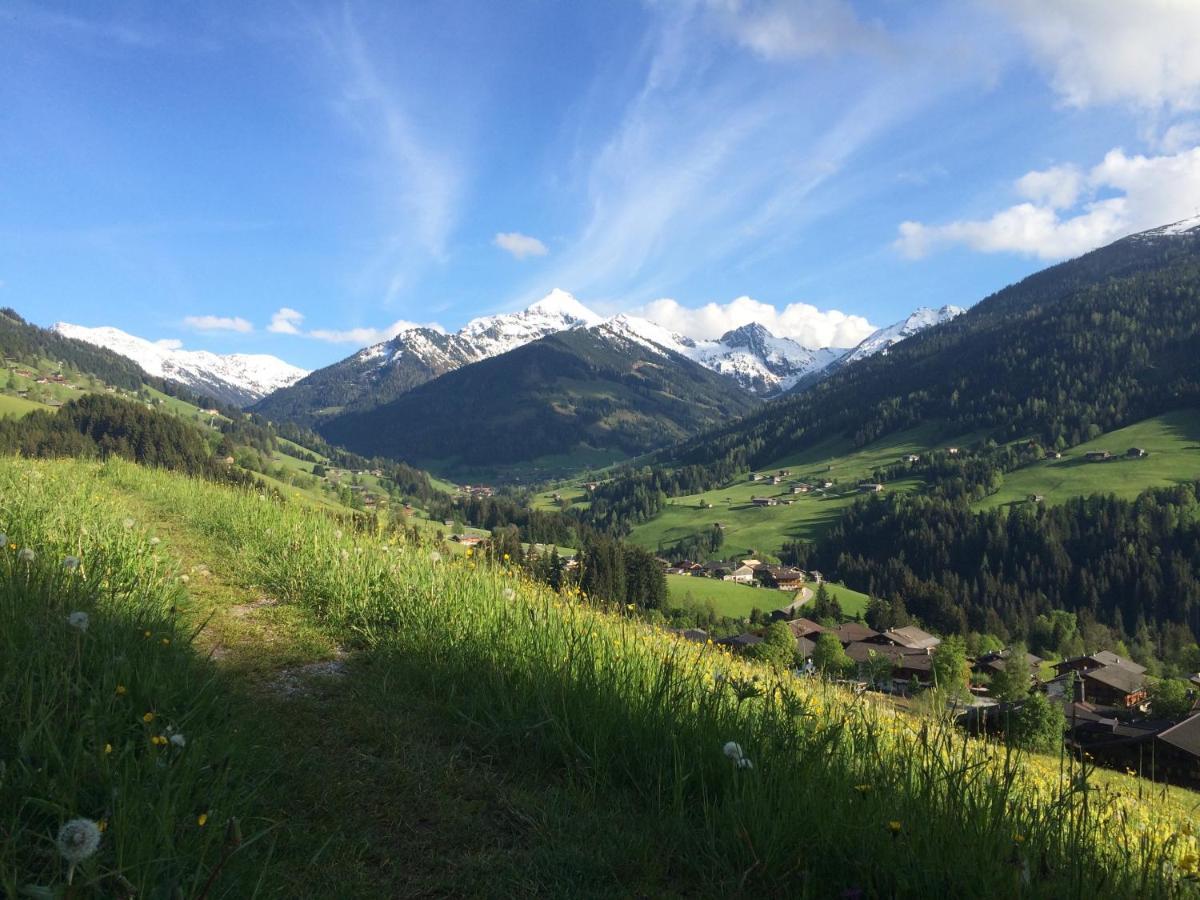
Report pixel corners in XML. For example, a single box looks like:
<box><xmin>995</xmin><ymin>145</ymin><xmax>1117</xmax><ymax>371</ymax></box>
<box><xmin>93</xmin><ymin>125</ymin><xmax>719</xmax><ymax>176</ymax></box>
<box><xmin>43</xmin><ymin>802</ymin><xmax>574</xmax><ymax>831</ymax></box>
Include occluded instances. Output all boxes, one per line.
<box><xmin>839</xmin><ymin>305</ymin><xmax>964</xmax><ymax>365</ymax></box>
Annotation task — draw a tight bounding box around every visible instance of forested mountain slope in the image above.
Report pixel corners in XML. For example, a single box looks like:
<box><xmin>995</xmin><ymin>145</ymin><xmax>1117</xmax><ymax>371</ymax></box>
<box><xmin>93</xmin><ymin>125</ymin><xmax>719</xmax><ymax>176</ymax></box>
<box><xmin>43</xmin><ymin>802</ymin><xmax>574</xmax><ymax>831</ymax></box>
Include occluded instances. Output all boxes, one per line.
<box><xmin>658</xmin><ymin>220</ymin><xmax>1200</xmax><ymax>475</ymax></box>
<box><xmin>319</xmin><ymin>325</ymin><xmax>756</xmax><ymax>469</ymax></box>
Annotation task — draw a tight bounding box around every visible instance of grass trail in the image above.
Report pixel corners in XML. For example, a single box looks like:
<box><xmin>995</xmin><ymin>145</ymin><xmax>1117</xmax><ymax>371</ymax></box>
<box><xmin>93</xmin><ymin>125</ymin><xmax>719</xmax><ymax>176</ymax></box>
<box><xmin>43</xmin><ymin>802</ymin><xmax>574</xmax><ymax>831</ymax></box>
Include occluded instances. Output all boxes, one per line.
<box><xmin>114</xmin><ymin>473</ymin><xmax>698</xmax><ymax>898</ymax></box>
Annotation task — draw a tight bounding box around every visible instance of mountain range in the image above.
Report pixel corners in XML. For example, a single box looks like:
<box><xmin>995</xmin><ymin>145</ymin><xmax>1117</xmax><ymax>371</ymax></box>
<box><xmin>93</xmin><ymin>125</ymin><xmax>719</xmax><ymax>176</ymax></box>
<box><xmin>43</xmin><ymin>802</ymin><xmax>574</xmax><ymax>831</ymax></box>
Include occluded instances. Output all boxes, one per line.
<box><xmin>50</xmin><ymin>323</ymin><xmax>307</xmax><ymax>407</ymax></box>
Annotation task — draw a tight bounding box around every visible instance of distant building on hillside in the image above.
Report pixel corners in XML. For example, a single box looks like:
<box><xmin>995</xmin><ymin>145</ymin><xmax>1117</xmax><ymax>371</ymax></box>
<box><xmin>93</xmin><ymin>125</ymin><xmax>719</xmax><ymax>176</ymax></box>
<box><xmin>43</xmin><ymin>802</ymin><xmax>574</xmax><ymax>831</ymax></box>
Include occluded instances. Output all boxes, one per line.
<box><xmin>858</xmin><ymin>482</ymin><xmax>884</xmax><ymax>493</ymax></box>
<box><xmin>1085</xmin><ymin>450</ymin><xmax>1112</xmax><ymax>462</ymax></box>
<box><xmin>751</xmin><ymin>496</ymin><xmax>778</xmax><ymax>507</ymax></box>
<box><xmin>1126</xmin><ymin>447</ymin><xmax>1148</xmax><ymax>458</ymax></box>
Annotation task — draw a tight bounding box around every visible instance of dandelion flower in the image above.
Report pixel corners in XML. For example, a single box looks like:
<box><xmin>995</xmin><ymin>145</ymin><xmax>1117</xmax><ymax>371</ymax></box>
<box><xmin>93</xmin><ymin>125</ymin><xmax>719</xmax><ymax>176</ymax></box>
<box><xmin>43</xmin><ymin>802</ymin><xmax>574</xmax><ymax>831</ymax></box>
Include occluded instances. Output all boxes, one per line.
<box><xmin>56</xmin><ymin>818</ymin><xmax>101</xmax><ymax>883</ymax></box>
<box><xmin>887</xmin><ymin>820</ymin><xmax>902</xmax><ymax>836</ymax></box>
<box><xmin>170</xmin><ymin>733</ymin><xmax>186</xmax><ymax>748</ymax></box>
<box><xmin>198</xmin><ymin>813</ymin><xmax>208</xmax><ymax>827</ymax></box>
<box><xmin>334</xmin><ymin>529</ymin><xmax>343</xmax><ymax>539</ymax></box>
<box><xmin>122</xmin><ymin>518</ymin><xmax>135</xmax><ymax>530</ymax></box>
<box><xmin>67</xmin><ymin>611</ymin><xmax>89</xmax><ymax>632</ymax></box>
<box><xmin>63</xmin><ymin>555</ymin><xmax>80</xmax><ymax>570</ymax></box>
<box><xmin>339</xmin><ymin>549</ymin><xmax>349</xmax><ymax>561</ymax></box>
<box><xmin>18</xmin><ymin>547</ymin><xmax>35</xmax><ymax>562</ymax></box>
<box><xmin>429</xmin><ymin>551</ymin><xmax>442</xmax><ymax>563</ymax></box>
<box><xmin>161</xmin><ymin>638</ymin><xmax>170</xmax><ymax>646</ymax></box>
<box><xmin>149</xmin><ymin>536</ymin><xmax>160</xmax><ymax>546</ymax></box>
<box><xmin>142</xmin><ymin>711</ymin><xmax>155</xmax><ymax>723</ymax></box>
<box><xmin>104</xmin><ymin>743</ymin><xmax>113</xmax><ymax>755</ymax></box>
<box><xmin>115</xmin><ymin>684</ymin><xmax>127</xmax><ymax>696</ymax></box>
<box><xmin>503</xmin><ymin>587</ymin><xmax>515</xmax><ymax>601</ymax></box>
<box><xmin>179</xmin><ymin>574</ymin><xmax>190</xmax><ymax>584</ymax></box>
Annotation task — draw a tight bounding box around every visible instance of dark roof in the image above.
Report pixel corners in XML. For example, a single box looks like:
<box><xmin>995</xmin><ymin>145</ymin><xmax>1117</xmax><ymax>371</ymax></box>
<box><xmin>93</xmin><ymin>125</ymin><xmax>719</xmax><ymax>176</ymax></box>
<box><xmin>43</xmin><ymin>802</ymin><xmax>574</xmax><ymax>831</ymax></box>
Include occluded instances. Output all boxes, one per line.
<box><xmin>1157</xmin><ymin>713</ymin><xmax>1200</xmax><ymax>757</ymax></box>
<box><xmin>834</xmin><ymin>622</ymin><xmax>880</xmax><ymax>644</ymax></box>
<box><xmin>1188</xmin><ymin>673</ymin><xmax>1200</xmax><ymax>687</ymax></box>
<box><xmin>1082</xmin><ymin>665</ymin><xmax>1146</xmax><ymax>695</ymax></box>
<box><xmin>714</xmin><ymin>632</ymin><xmax>763</xmax><ymax>648</ymax></box>
<box><xmin>978</xmin><ymin>650</ymin><xmax>1043</xmax><ymax>673</ymax></box>
<box><xmin>882</xmin><ymin>625</ymin><xmax>941</xmax><ymax>650</ymax></box>
<box><xmin>795</xmin><ymin>636</ymin><xmax>817</xmax><ymax>659</ymax></box>
<box><xmin>786</xmin><ymin>617</ymin><xmax>825</xmax><ymax>638</ymax></box>
<box><xmin>1054</xmin><ymin>651</ymin><xmax>1146</xmax><ymax>675</ymax></box>
<box><xmin>668</xmin><ymin>628</ymin><xmax>709</xmax><ymax>643</ymax></box>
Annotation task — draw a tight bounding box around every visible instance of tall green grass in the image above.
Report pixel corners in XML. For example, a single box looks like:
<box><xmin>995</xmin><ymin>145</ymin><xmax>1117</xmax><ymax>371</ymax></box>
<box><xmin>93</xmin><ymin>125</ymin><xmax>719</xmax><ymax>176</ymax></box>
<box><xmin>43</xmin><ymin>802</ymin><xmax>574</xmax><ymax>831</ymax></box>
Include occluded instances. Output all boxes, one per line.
<box><xmin>5</xmin><ymin>456</ymin><xmax>1200</xmax><ymax>897</ymax></box>
<box><xmin>94</xmin><ymin>458</ymin><xmax>1200</xmax><ymax>897</ymax></box>
<box><xmin>0</xmin><ymin>463</ymin><xmax>260</xmax><ymax>897</ymax></box>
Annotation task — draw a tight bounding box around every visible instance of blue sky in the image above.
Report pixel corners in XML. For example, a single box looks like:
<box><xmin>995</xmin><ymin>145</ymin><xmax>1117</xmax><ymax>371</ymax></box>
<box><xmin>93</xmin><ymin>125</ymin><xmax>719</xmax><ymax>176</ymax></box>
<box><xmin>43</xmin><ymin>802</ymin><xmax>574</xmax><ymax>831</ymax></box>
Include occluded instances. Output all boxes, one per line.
<box><xmin>3</xmin><ymin>0</ymin><xmax>1200</xmax><ymax>369</ymax></box>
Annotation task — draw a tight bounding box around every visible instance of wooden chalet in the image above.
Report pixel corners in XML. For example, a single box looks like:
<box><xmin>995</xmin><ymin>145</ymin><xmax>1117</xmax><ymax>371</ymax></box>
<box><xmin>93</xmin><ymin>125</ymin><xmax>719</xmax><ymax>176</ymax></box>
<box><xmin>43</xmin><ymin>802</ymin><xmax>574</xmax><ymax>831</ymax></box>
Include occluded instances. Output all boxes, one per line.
<box><xmin>878</xmin><ymin>625</ymin><xmax>941</xmax><ymax>651</ymax></box>
<box><xmin>833</xmin><ymin>622</ymin><xmax>880</xmax><ymax>645</ymax></box>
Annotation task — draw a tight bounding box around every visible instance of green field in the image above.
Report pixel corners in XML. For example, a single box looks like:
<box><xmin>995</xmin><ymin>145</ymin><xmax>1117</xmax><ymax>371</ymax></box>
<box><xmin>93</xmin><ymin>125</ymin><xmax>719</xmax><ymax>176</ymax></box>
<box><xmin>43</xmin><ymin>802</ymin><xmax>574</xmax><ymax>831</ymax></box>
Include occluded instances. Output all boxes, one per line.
<box><xmin>4</xmin><ymin>455</ymin><xmax>1195</xmax><ymax>897</ymax></box>
<box><xmin>0</xmin><ymin>393</ymin><xmax>44</xmax><ymax>417</ymax></box>
<box><xmin>980</xmin><ymin>409</ymin><xmax>1200</xmax><ymax>508</ymax></box>
<box><xmin>667</xmin><ymin>574</ymin><xmax>869</xmax><ymax>619</ymax></box>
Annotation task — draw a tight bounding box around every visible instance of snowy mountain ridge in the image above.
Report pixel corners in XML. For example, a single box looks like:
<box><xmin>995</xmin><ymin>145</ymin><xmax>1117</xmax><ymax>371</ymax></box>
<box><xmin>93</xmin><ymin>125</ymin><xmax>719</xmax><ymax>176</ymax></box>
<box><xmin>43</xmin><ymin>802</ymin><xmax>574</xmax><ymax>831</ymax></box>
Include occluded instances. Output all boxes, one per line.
<box><xmin>50</xmin><ymin>322</ymin><xmax>308</xmax><ymax>408</ymax></box>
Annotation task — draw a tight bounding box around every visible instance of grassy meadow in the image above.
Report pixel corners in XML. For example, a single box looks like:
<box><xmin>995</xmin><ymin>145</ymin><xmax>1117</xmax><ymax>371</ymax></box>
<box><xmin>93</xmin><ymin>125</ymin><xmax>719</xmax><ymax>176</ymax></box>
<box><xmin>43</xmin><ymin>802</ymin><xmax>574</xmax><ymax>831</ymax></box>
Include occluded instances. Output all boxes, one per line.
<box><xmin>980</xmin><ymin>409</ymin><xmax>1200</xmax><ymax>509</ymax></box>
<box><xmin>3</xmin><ymin>455</ymin><xmax>1200</xmax><ymax>897</ymax></box>
<box><xmin>0</xmin><ymin>392</ymin><xmax>44</xmax><ymax>417</ymax></box>
<box><xmin>667</xmin><ymin>574</ymin><xmax>870</xmax><ymax>619</ymax></box>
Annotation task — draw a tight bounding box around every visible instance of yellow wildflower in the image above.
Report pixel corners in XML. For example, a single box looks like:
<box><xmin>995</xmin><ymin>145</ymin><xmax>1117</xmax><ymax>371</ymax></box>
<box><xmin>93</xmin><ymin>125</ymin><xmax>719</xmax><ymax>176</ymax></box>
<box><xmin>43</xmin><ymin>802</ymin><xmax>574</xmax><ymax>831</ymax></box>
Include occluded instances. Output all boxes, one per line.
<box><xmin>142</xmin><ymin>711</ymin><xmax>155</xmax><ymax>723</ymax></box>
<box><xmin>198</xmin><ymin>813</ymin><xmax>208</xmax><ymax>827</ymax></box>
<box><xmin>115</xmin><ymin>685</ymin><xmax>127</xmax><ymax>696</ymax></box>
<box><xmin>887</xmin><ymin>820</ymin><xmax>902</xmax><ymax>836</ymax></box>
<box><xmin>104</xmin><ymin>743</ymin><xmax>113</xmax><ymax>755</ymax></box>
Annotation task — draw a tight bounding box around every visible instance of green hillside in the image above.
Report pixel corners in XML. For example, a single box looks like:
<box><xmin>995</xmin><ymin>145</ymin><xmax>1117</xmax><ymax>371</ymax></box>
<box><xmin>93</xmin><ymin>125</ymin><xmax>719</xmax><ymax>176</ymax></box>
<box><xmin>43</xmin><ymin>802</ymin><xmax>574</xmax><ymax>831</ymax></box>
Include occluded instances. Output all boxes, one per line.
<box><xmin>668</xmin><ymin>574</ymin><xmax>868</xmax><ymax>619</ymax></box>
<box><xmin>4</xmin><ymin>454</ymin><xmax>1197</xmax><ymax>896</ymax></box>
<box><xmin>0</xmin><ymin>393</ymin><xmax>43</xmax><ymax>418</ymax></box>
<box><xmin>980</xmin><ymin>409</ymin><xmax>1200</xmax><ymax>508</ymax></box>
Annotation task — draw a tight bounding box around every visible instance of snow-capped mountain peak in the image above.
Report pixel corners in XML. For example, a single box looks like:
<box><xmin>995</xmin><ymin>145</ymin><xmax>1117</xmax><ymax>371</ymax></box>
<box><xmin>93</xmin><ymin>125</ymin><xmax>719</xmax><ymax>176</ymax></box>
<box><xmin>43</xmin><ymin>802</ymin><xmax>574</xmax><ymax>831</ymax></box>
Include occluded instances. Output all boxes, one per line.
<box><xmin>1135</xmin><ymin>214</ymin><xmax>1200</xmax><ymax>239</ymax></box>
<box><xmin>840</xmin><ymin>305</ymin><xmax>965</xmax><ymax>365</ymax></box>
<box><xmin>51</xmin><ymin>322</ymin><xmax>308</xmax><ymax>407</ymax></box>
<box><xmin>526</xmin><ymin>288</ymin><xmax>604</xmax><ymax>325</ymax></box>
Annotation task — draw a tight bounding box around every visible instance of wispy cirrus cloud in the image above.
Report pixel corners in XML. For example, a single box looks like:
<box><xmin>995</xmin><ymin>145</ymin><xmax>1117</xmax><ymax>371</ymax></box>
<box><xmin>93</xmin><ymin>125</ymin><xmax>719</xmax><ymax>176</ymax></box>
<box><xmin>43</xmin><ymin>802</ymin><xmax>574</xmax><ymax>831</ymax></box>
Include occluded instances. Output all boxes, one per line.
<box><xmin>182</xmin><ymin>314</ymin><xmax>253</xmax><ymax>333</ymax></box>
<box><xmin>310</xmin><ymin>7</ymin><xmax>464</xmax><ymax>302</ymax></box>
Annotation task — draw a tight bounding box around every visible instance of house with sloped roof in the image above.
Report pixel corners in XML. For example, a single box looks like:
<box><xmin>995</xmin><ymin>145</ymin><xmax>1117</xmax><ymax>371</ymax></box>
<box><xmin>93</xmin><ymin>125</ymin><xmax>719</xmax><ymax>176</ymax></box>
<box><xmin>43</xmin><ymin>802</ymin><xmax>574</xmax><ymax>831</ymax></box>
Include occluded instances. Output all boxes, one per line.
<box><xmin>878</xmin><ymin>625</ymin><xmax>941</xmax><ymax>651</ymax></box>
<box><xmin>833</xmin><ymin>622</ymin><xmax>879</xmax><ymax>645</ymax></box>
<box><xmin>1053</xmin><ymin>651</ymin><xmax>1146</xmax><ymax>678</ymax></box>
<box><xmin>1079</xmin><ymin>665</ymin><xmax>1148</xmax><ymax>708</ymax></box>
<box><xmin>1157</xmin><ymin>713</ymin><xmax>1200</xmax><ymax>782</ymax></box>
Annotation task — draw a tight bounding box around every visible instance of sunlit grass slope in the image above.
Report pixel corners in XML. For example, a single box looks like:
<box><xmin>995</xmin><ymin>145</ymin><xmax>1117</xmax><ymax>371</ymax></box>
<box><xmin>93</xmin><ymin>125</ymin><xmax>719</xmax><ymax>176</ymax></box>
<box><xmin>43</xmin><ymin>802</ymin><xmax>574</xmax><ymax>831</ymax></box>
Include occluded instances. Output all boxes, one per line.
<box><xmin>3</xmin><ymin>456</ymin><xmax>1199</xmax><ymax>897</ymax></box>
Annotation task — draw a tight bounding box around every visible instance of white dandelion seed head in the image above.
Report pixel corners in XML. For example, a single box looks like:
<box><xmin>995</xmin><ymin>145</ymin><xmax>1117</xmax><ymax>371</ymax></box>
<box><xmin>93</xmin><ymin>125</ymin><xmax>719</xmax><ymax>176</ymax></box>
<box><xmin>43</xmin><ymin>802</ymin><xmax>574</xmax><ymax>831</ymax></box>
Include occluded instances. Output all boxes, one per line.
<box><xmin>67</xmin><ymin>611</ymin><xmax>89</xmax><ymax>632</ymax></box>
<box><xmin>429</xmin><ymin>551</ymin><xmax>441</xmax><ymax>563</ymax></box>
<box><xmin>502</xmin><ymin>587</ymin><xmax>515</xmax><ymax>601</ymax></box>
<box><xmin>169</xmin><ymin>733</ymin><xmax>186</xmax><ymax>748</ymax></box>
<box><xmin>334</xmin><ymin>529</ymin><xmax>343</xmax><ymax>540</ymax></box>
<box><xmin>149</xmin><ymin>536</ymin><xmax>160</xmax><ymax>546</ymax></box>
<box><xmin>179</xmin><ymin>574</ymin><xmax>190</xmax><ymax>584</ymax></box>
<box><xmin>18</xmin><ymin>547</ymin><xmax>35</xmax><ymax>562</ymax></box>
<box><xmin>339</xmin><ymin>549</ymin><xmax>349</xmax><ymax>561</ymax></box>
<box><xmin>723</xmin><ymin>741</ymin><xmax>744</xmax><ymax>760</ymax></box>
<box><xmin>121</xmin><ymin>518</ymin><xmax>135</xmax><ymax>530</ymax></box>
<box><xmin>737</xmin><ymin>757</ymin><xmax>754</xmax><ymax>770</ymax></box>
<box><xmin>56</xmin><ymin>818</ymin><xmax>101</xmax><ymax>864</ymax></box>
<box><xmin>63</xmin><ymin>555</ymin><xmax>80</xmax><ymax>570</ymax></box>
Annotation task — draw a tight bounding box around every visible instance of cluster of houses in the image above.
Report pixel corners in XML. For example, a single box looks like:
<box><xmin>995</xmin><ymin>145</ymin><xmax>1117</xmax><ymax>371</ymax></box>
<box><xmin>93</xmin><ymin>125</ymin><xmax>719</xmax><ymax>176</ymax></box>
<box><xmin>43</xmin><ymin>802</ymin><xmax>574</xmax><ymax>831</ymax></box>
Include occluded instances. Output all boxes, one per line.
<box><xmin>461</xmin><ymin>484</ymin><xmax>495</xmax><ymax>498</ymax></box>
<box><xmin>676</xmin><ymin>610</ymin><xmax>1200</xmax><ymax>782</ymax></box>
<box><xmin>664</xmin><ymin>557</ymin><xmax>816</xmax><ymax>590</ymax></box>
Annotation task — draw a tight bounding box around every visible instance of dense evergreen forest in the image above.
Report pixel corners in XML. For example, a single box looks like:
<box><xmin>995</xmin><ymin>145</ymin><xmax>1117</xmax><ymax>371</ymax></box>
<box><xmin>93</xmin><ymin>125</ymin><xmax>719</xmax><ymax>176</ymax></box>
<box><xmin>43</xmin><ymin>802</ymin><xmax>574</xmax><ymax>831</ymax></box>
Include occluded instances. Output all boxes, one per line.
<box><xmin>781</xmin><ymin>484</ymin><xmax>1200</xmax><ymax>672</ymax></box>
<box><xmin>0</xmin><ymin>394</ymin><xmax>261</xmax><ymax>488</ymax></box>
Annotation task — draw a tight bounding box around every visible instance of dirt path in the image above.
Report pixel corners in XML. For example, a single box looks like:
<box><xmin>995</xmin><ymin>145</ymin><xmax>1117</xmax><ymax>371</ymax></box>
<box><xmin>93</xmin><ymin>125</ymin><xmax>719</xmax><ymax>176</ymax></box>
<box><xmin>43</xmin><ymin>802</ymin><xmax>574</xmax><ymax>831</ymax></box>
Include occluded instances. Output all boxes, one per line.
<box><xmin>117</xmin><ymin>487</ymin><xmax>663</xmax><ymax>899</ymax></box>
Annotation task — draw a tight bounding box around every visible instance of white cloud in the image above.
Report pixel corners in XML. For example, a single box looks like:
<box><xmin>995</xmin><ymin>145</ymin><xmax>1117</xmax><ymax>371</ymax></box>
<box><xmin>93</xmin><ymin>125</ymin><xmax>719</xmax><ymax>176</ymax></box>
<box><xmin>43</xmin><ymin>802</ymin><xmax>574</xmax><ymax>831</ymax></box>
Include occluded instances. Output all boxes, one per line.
<box><xmin>993</xmin><ymin>0</ymin><xmax>1200</xmax><ymax>112</ymax></box>
<box><xmin>493</xmin><ymin>232</ymin><xmax>549</xmax><ymax>260</ymax></box>
<box><xmin>896</xmin><ymin>146</ymin><xmax>1200</xmax><ymax>261</ymax></box>
<box><xmin>268</xmin><ymin>307</ymin><xmax>305</xmax><ymax>335</ymax></box>
<box><xmin>308</xmin><ymin>319</ymin><xmax>444</xmax><ymax>345</ymax></box>
<box><xmin>1015</xmin><ymin>164</ymin><xmax>1083</xmax><ymax>209</ymax></box>
<box><xmin>182</xmin><ymin>315</ymin><xmax>253</xmax><ymax>333</ymax></box>
<box><xmin>636</xmin><ymin>296</ymin><xmax>876</xmax><ymax>347</ymax></box>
